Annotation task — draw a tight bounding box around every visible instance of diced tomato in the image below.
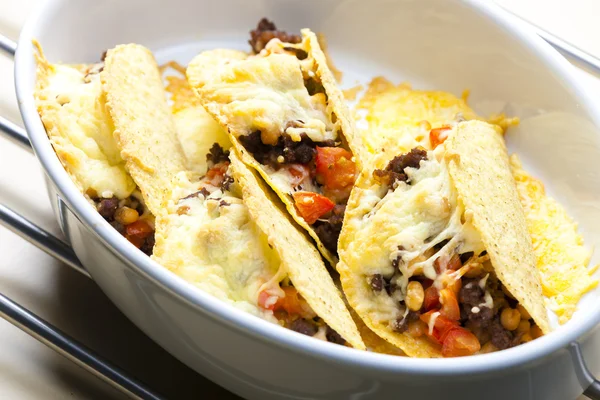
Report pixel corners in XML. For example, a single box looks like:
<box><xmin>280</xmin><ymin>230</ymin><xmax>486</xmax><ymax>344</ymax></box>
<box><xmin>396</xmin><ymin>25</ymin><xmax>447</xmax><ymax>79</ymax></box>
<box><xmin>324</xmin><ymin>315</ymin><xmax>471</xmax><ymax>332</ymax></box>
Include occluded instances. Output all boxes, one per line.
<box><xmin>288</xmin><ymin>164</ymin><xmax>310</xmax><ymax>187</ymax></box>
<box><xmin>420</xmin><ymin>311</ymin><xmax>458</xmax><ymax>344</ymax></box>
<box><xmin>315</xmin><ymin>147</ymin><xmax>357</xmax><ymax>190</ymax></box>
<box><xmin>439</xmin><ymin>288</ymin><xmax>460</xmax><ymax>321</ymax></box>
<box><xmin>205</xmin><ymin>162</ymin><xmax>229</xmax><ymax>186</ymax></box>
<box><xmin>125</xmin><ymin>220</ymin><xmax>153</xmax><ymax>249</ymax></box>
<box><xmin>272</xmin><ymin>286</ymin><xmax>316</xmax><ymax>319</ymax></box>
<box><xmin>429</xmin><ymin>126</ymin><xmax>452</xmax><ymax>149</ymax></box>
<box><xmin>423</xmin><ymin>286</ymin><xmax>440</xmax><ymax>311</ymax></box>
<box><xmin>292</xmin><ymin>192</ymin><xmax>335</xmax><ymax>224</ymax></box>
<box><xmin>441</xmin><ymin>328</ymin><xmax>481</xmax><ymax>357</ymax></box>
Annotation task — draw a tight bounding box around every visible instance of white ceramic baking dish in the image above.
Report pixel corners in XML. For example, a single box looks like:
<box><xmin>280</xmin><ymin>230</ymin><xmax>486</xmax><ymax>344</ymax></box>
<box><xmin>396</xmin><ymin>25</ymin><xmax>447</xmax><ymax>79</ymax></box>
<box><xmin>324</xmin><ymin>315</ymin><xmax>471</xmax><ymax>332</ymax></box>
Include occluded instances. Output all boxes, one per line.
<box><xmin>8</xmin><ymin>0</ymin><xmax>600</xmax><ymax>398</ymax></box>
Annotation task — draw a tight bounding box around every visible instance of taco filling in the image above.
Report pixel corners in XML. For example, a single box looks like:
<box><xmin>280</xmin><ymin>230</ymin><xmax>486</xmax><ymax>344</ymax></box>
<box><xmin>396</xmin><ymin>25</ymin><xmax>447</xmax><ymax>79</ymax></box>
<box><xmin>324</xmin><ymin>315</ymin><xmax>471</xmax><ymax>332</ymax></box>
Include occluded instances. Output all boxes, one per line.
<box><xmin>338</xmin><ymin>120</ymin><xmax>550</xmax><ymax>357</ymax></box>
<box><xmin>174</xmin><ymin>143</ymin><xmax>346</xmax><ymax>344</ymax></box>
<box><xmin>187</xmin><ymin>21</ymin><xmax>363</xmax><ymax>263</ymax></box>
<box><xmin>364</xmin><ymin>148</ymin><xmax>542</xmax><ymax>356</ymax></box>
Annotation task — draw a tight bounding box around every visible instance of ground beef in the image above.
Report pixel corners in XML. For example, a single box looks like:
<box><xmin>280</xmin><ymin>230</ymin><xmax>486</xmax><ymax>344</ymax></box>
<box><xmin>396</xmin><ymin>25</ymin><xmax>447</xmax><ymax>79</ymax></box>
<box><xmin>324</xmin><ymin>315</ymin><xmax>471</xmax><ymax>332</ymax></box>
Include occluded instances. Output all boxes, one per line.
<box><xmin>207</xmin><ymin>143</ymin><xmax>230</xmax><ymax>165</ymax></box>
<box><xmin>140</xmin><ymin>232</ymin><xmax>155</xmax><ymax>256</ymax></box>
<box><xmin>326</xmin><ymin>326</ymin><xmax>346</xmax><ymax>345</ymax></box>
<box><xmin>289</xmin><ymin>318</ymin><xmax>318</xmax><ymax>337</ymax></box>
<box><xmin>463</xmin><ymin>305</ymin><xmax>494</xmax><ymax>328</ymax></box>
<box><xmin>313</xmin><ymin>204</ymin><xmax>345</xmax><ymax>253</ymax></box>
<box><xmin>369</xmin><ymin>274</ymin><xmax>384</xmax><ymax>291</ymax></box>
<box><xmin>373</xmin><ymin>148</ymin><xmax>428</xmax><ymax>187</ymax></box>
<box><xmin>490</xmin><ymin>318</ymin><xmax>513</xmax><ymax>350</ymax></box>
<box><xmin>459</xmin><ymin>280</ymin><xmax>485</xmax><ymax>306</ymax></box>
<box><xmin>239</xmin><ymin>131</ymin><xmax>319</xmax><ymax>168</ymax></box>
<box><xmin>249</xmin><ymin>18</ymin><xmax>301</xmax><ymax>53</ymax></box>
<box><xmin>392</xmin><ymin>311</ymin><xmax>420</xmax><ymax>333</ymax></box>
<box><xmin>97</xmin><ymin>198</ymin><xmax>119</xmax><ymax>221</ymax></box>
<box><xmin>284</xmin><ymin>46</ymin><xmax>308</xmax><ymax>60</ymax></box>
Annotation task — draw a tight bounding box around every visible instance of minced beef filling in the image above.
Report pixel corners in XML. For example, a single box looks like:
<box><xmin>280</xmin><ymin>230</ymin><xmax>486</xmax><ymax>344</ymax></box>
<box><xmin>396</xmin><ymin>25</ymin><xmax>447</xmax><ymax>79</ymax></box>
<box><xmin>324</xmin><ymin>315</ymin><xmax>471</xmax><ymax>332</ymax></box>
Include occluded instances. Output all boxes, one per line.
<box><xmin>373</xmin><ymin>148</ymin><xmax>427</xmax><ymax>187</ymax></box>
<box><xmin>313</xmin><ymin>205</ymin><xmax>345</xmax><ymax>253</ymax></box>
<box><xmin>239</xmin><ymin>130</ymin><xmax>325</xmax><ymax>168</ymax></box>
<box><xmin>249</xmin><ymin>18</ymin><xmax>301</xmax><ymax>54</ymax></box>
<box><xmin>96</xmin><ymin>196</ymin><xmax>154</xmax><ymax>256</ymax></box>
<box><xmin>207</xmin><ymin>142</ymin><xmax>230</xmax><ymax>165</ymax></box>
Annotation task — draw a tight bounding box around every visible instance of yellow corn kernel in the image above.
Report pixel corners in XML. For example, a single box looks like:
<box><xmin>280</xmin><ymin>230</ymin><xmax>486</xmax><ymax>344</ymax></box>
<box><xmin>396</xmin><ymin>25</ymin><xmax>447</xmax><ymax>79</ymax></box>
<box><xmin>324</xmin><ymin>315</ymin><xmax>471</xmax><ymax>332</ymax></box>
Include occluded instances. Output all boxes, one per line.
<box><xmin>500</xmin><ymin>307</ymin><xmax>521</xmax><ymax>331</ymax></box>
<box><xmin>531</xmin><ymin>325</ymin><xmax>544</xmax><ymax>339</ymax></box>
<box><xmin>517</xmin><ymin>320</ymin><xmax>531</xmax><ymax>334</ymax></box>
<box><xmin>480</xmin><ymin>342</ymin><xmax>498</xmax><ymax>354</ymax></box>
<box><xmin>521</xmin><ymin>333</ymin><xmax>533</xmax><ymax>343</ymax></box>
<box><xmin>405</xmin><ymin>281</ymin><xmax>425</xmax><ymax>311</ymax></box>
<box><xmin>517</xmin><ymin>304</ymin><xmax>531</xmax><ymax>320</ymax></box>
<box><xmin>114</xmin><ymin>206</ymin><xmax>139</xmax><ymax>225</ymax></box>
<box><xmin>407</xmin><ymin>320</ymin><xmax>427</xmax><ymax>337</ymax></box>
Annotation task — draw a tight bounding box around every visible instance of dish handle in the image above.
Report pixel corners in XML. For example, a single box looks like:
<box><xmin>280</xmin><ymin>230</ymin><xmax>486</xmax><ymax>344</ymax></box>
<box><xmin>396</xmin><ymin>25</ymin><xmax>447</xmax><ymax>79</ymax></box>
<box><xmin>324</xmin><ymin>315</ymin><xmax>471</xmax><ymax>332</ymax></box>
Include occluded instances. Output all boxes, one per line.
<box><xmin>570</xmin><ymin>342</ymin><xmax>600</xmax><ymax>399</ymax></box>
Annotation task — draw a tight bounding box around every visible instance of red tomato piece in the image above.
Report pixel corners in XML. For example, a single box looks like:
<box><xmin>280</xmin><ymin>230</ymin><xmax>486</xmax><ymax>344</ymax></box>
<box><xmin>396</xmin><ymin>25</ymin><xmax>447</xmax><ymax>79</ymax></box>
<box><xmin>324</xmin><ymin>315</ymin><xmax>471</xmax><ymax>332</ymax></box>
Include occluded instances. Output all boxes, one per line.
<box><xmin>273</xmin><ymin>287</ymin><xmax>316</xmax><ymax>319</ymax></box>
<box><xmin>439</xmin><ymin>288</ymin><xmax>461</xmax><ymax>321</ymax></box>
<box><xmin>292</xmin><ymin>192</ymin><xmax>335</xmax><ymax>224</ymax></box>
<box><xmin>315</xmin><ymin>147</ymin><xmax>357</xmax><ymax>190</ymax></box>
<box><xmin>429</xmin><ymin>126</ymin><xmax>452</xmax><ymax>149</ymax></box>
<box><xmin>205</xmin><ymin>162</ymin><xmax>229</xmax><ymax>186</ymax></box>
<box><xmin>258</xmin><ymin>289</ymin><xmax>279</xmax><ymax>310</ymax></box>
<box><xmin>125</xmin><ymin>220</ymin><xmax>153</xmax><ymax>249</ymax></box>
<box><xmin>441</xmin><ymin>328</ymin><xmax>481</xmax><ymax>357</ymax></box>
<box><xmin>420</xmin><ymin>311</ymin><xmax>458</xmax><ymax>344</ymax></box>
<box><xmin>423</xmin><ymin>286</ymin><xmax>440</xmax><ymax>311</ymax></box>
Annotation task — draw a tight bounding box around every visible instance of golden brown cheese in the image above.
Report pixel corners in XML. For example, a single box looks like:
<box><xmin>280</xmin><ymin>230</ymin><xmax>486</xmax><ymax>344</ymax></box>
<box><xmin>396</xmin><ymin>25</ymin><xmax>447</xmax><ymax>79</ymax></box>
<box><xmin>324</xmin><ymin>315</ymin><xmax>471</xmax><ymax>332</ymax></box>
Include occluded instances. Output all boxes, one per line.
<box><xmin>34</xmin><ymin>52</ymin><xmax>136</xmax><ymax>199</ymax></box>
<box><xmin>510</xmin><ymin>155</ymin><xmax>598</xmax><ymax>323</ymax></box>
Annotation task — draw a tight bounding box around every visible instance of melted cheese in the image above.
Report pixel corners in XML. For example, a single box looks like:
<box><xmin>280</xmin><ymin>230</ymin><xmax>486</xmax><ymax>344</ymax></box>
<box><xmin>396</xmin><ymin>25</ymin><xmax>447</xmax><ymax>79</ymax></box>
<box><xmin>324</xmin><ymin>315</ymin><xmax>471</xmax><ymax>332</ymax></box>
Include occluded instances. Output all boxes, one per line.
<box><xmin>345</xmin><ymin>153</ymin><xmax>484</xmax><ymax>322</ymax></box>
<box><xmin>192</xmin><ymin>52</ymin><xmax>335</xmax><ymax>145</ymax></box>
<box><xmin>36</xmin><ymin>64</ymin><xmax>136</xmax><ymax>198</ymax></box>
<box><xmin>156</xmin><ymin>172</ymin><xmax>281</xmax><ymax>321</ymax></box>
<box><xmin>510</xmin><ymin>155</ymin><xmax>598</xmax><ymax>323</ymax></box>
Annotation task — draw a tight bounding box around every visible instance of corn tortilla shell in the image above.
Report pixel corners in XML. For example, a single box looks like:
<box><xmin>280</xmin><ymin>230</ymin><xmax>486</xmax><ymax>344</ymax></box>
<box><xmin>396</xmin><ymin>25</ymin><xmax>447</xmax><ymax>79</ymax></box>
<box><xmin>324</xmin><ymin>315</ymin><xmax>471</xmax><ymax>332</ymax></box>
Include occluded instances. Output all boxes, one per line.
<box><xmin>102</xmin><ymin>44</ymin><xmax>187</xmax><ymax>216</ymax></box>
<box><xmin>187</xmin><ymin>30</ymin><xmax>362</xmax><ymax>265</ymax></box>
<box><xmin>229</xmin><ymin>152</ymin><xmax>365</xmax><ymax>350</ymax></box>
<box><xmin>444</xmin><ymin>120</ymin><xmax>550</xmax><ymax>333</ymax></box>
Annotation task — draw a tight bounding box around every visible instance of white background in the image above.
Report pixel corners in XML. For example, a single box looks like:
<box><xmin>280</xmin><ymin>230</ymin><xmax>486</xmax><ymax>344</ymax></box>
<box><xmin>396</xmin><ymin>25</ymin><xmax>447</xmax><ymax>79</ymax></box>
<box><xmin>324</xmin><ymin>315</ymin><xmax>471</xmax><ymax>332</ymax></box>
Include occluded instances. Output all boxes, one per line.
<box><xmin>1</xmin><ymin>1</ymin><xmax>599</xmax><ymax>398</ymax></box>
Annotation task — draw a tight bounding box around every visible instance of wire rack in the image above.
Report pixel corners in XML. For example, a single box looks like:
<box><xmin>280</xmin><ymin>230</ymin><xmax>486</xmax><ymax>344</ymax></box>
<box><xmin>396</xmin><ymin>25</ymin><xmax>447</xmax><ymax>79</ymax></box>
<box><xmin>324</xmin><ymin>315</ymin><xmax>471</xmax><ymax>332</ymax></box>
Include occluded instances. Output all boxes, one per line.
<box><xmin>1</xmin><ymin>15</ymin><xmax>600</xmax><ymax>400</ymax></box>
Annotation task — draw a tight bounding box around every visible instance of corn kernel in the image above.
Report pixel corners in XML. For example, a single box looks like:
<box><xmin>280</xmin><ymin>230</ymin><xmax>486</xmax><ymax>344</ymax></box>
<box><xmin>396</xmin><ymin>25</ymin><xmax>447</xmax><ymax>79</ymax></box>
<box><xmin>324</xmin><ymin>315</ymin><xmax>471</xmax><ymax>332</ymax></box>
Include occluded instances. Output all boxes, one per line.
<box><xmin>521</xmin><ymin>333</ymin><xmax>533</xmax><ymax>343</ymax></box>
<box><xmin>531</xmin><ymin>325</ymin><xmax>543</xmax><ymax>339</ymax></box>
<box><xmin>405</xmin><ymin>281</ymin><xmax>425</xmax><ymax>311</ymax></box>
<box><xmin>517</xmin><ymin>320</ymin><xmax>531</xmax><ymax>334</ymax></box>
<box><xmin>407</xmin><ymin>320</ymin><xmax>427</xmax><ymax>337</ymax></box>
<box><xmin>480</xmin><ymin>341</ymin><xmax>498</xmax><ymax>354</ymax></box>
<box><xmin>500</xmin><ymin>307</ymin><xmax>521</xmax><ymax>331</ymax></box>
<box><xmin>517</xmin><ymin>304</ymin><xmax>531</xmax><ymax>320</ymax></box>
<box><xmin>114</xmin><ymin>206</ymin><xmax>139</xmax><ymax>225</ymax></box>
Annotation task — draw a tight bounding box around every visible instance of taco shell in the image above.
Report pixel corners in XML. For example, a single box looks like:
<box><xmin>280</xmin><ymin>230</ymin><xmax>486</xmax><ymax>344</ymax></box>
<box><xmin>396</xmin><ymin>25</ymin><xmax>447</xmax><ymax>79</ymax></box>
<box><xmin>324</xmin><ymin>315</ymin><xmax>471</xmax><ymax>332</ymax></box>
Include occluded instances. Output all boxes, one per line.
<box><xmin>187</xmin><ymin>29</ymin><xmax>361</xmax><ymax>265</ymax></box>
<box><xmin>339</xmin><ymin>120</ymin><xmax>549</xmax><ymax>357</ymax></box>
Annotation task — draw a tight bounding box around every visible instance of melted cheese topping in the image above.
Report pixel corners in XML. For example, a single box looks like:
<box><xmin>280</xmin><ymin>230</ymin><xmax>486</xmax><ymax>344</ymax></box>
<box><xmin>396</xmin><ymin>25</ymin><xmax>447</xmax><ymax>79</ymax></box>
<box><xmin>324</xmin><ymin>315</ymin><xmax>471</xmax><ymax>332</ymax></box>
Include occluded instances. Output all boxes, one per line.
<box><xmin>192</xmin><ymin>48</ymin><xmax>335</xmax><ymax>145</ymax></box>
<box><xmin>346</xmin><ymin>152</ymin><xmax>485</xmax><ymax>322</ymax></box>
<box><xmin>36</xmin><ymin>64</ymin><xmax>136</xmax><ymax>198</ymax></box>
<box><xmin>173</xmin><ymin>106</ymin><xmax>231</xmax><ymax>174</ymax></box>
<box><xmin>156</xmin><ymin>172</ymin><xmax>281</xmax><ymax>321</ymax></box>
<box><xmin>510</xmin><ymin>155</ymin><xmax>598</xmax><ymax>323</ymax></box>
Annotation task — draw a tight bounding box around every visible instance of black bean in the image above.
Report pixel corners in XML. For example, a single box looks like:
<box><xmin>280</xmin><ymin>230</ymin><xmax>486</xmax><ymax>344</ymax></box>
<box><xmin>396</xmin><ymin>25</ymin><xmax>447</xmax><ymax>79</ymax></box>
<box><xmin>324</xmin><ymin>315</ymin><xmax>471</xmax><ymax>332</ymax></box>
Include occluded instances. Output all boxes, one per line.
<box><xmin>326</xmin><ymin>326</ymin><xmax>346</xmax><ymax>345</ymax></box>
<box><xmin>290</xmin><ymin>319</ymin><xmax>318</xmax><ymax>337</ymax></box>
<box><xmin>98</xmin><ymin>198</ymin><xmax>119</xmax><ymax>221</ymax></box>
<box><xmin>369</xmin><ymin>274</ymin><xmax>384</xmax><ymax>291</ymax></box>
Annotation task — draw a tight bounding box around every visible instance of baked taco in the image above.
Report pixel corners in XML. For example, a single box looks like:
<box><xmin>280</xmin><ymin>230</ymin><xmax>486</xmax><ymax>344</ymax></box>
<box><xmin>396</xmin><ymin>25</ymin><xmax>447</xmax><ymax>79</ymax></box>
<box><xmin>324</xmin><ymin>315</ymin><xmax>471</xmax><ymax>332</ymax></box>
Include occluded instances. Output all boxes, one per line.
<box><xmin>338</xmin><ymin>120</ymin><xmax>550</xmax><ymax>357</ymax></box>
<box><xmin>187</xmin><ymin>24</ymin><xmax>364</xmax><ymax>265</ymax></box>
<box><xmin>102</xmin><ymin>43</ymin><xmax>365</xmax><ymax>349</ymax></box>
<box><xmin>33</xmin><ymin>43</ymin><xmax>155</xmax><ymax>255</ymax></box>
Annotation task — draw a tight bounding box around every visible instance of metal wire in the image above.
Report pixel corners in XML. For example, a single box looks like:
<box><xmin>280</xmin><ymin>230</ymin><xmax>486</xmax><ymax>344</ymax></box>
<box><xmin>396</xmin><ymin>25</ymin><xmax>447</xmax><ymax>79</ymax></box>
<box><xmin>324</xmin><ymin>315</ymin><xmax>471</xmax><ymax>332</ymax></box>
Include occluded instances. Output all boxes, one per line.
<box><xmin>0</xmin><ymin>34</ymin><xmax>16</xmax><ymax>57</ymax></box>
<box><xmin>0</xmin><ymin>204</ymin><xmax>89</xmax><ymax>278</ymax></box>
<box><xmin>0</xmin><ymin>288</ymin><xmax>164</xmax><ymax>400</ymax></box>
<box><xmin>0</xmin><ymin>116</ymin><xmax>32</xmax><ymax>152</ymax></box>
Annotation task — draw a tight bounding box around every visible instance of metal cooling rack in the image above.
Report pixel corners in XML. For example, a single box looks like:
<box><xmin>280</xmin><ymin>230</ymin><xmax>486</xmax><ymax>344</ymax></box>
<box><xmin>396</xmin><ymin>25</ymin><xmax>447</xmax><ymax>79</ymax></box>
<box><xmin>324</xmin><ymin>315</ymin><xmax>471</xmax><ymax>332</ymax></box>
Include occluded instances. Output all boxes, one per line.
<box><xmin>1</xmin><ymin>15</ymin><xmax>600</xmax><ymax>400</ymax></box>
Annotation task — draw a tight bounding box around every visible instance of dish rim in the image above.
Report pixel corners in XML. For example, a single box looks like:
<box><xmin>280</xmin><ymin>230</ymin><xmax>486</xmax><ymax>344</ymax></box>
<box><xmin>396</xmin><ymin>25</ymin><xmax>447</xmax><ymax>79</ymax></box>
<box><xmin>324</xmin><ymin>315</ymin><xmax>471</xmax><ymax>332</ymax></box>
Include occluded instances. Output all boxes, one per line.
<box><xmin>14</xmin><ymin>0</ymin><xmax>600</xmax><ymax>374</ymax></box>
